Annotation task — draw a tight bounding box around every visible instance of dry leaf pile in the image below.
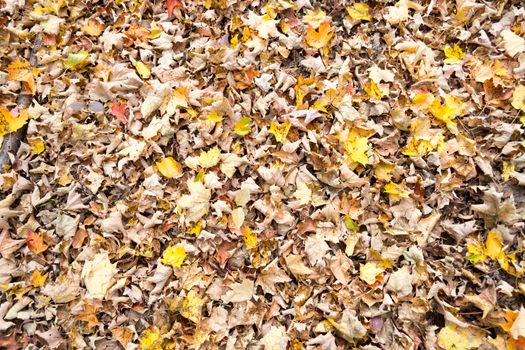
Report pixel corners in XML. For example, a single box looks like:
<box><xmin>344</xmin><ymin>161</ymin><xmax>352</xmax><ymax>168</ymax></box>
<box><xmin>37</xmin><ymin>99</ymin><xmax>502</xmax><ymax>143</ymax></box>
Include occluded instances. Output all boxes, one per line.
<box><xmin>1</xmin><ymin>0</ymin><xmax>525</xmax><ymax>349</ymax></box>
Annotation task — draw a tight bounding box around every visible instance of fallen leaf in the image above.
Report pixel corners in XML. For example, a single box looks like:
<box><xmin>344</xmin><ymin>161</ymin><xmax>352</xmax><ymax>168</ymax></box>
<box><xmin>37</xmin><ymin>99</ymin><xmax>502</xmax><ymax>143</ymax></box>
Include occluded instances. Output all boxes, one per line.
<box><xmin>110</xmin><ymin>100</ymin><xmax>128</xmax><ymax>124</ymax></box>
<box><xmin>437</xmin><ymin>323</ymin><xmax>484</xmax><ymax>350</ymax></box>
<box><xmin>139</xmin><ymin>328</ymin><xmax>162</xmax><ymax>350</ymax></box>
<box><xmin>444</xmin><ymin>44</ymin><xmax>465</xmax><ymax>64</ymax></box>
<box><xmin>269</xmin><ymin>120</ymin><xmax>292</xmax><ymax>143</ymax></box>
<box><xmin>359</xmin><ymin>262</ymin><xmax>384</xmax><ymax>285</ymax></box>
<box><xmin>198</xmin><ymin>146</ymin><xmax>221</xmax><ymax>168</ymax></box>
<box><xmin>243</xmin><ymin>227</ymin><xmax>257</xmax><ymax>249</ymax></box>
<box><xmin>346</xmin><ymin>3</ymin><xmax>371</xmax><ymax>21</ymax></box>
<box><xmin>81</xmin><ymin>251</ymin><xmax>118</xmax><ymax>299</ymax></box>
<box><xmin>234</xmin><ymin>116</ymin><xmax>252</xmax><ymax>136</ymax></box>
<box><xmin>131</xmin><ymin>59</ymin><xmax>151</xmax><ymax>79</ymax></box>
<box><xmin>64</xmin><ymin>51</ymin><xmax>90</xmax><ymax>71</ymax></box>
<box><xmin>512</xmin><ymin>85</ymin><xmax>525</xmax><ymax>112</ymax></box>
<box><xmin>156</xmin><ymin>157</ymin><xmax>183</xmax><ymax>178</ymax></box>
<box><xmin>76</xmin><ymin>300</ymin><xmax>99</xmax><ymax>330</ymax></box>
<box><xmin>7</xmin><ymin>57</ymin><xmax>39</xmax><ymax>94</ymax></box>
<box><xmin>81</xmin><ymin>19</ymin><xmax>105</xmax><ymax>36</ymax></box>
<box><xmin>305</xmin><ymin>21</ymin><xmax>334</xmax><ymax>49</ymax></box>
<box><xmin>500</xmin><ymin>30</ymin><xmax>525</xmax><ymax>57</ymax></box>
<box><xmin>180</xmin><ymin>290</ymin><xmax>204</xmax><ymax>323</ymax></box>
<box><xmin>31</xmin><ymin>270</ymin><xmax>48</xmax><ymax>287</ymax></box>
<box><xmin>161</xmin><ymin>244</ymin><xmax>186</xmax><ymax>268</ymax></box>
<box><xmin>0</xmin><ymin>108</ymin><xmax>29</xmax><ymax>137</ymax></box>
<box><xmin>27</xmin><ymin>231</ymin><xmax>48</xmax><ymax>254</ymax></box>
<box><xmin>177</xmin><ymin>180</ymin><xmax>211</xmax><ymax>223</ymax></box>
<box><xmin>167</xmin><ymin>0</ymin><xmax>183</xmax><ymax>17</ymax></box>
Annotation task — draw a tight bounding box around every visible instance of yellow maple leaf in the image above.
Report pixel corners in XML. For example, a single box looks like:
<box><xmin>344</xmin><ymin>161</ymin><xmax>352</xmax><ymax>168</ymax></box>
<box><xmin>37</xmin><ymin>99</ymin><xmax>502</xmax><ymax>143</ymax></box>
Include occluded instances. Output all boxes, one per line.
<box><xmin>0</xmin><ymin>108</ymin><xmax>29</xmax><ymax>137</ymax></box>
<box><xmin>234</xmin><ymin>116</ymin><xmax>252</xmax><ymax>136</ymax></box>
<box><xmin>206</xmin><ymin>112</ymin><xmax>223</xmax><ymax>124</ymax></box>
<box><xmin>139</xmin><ymin>328</ymin><xmax>162</xmax><ymax>350</ymax></box>
<box><xmin>374</xmin><ymin>161</ymin><xmax>395</xmax><ymax>181</ymax></box>
<box><xmin>161</xmin><ymin>245</ymin><xmax>186</xmax><ymax>268</ymax></box>
<box><xmin>188</xmin><ymin>221</ymin><xmax>202</xmax><ymax>236</ymax></box>
<box><xmin>384</xmin><ymin>181</ymin><xmax>411</xmax><ymax>200</ymax></box>
<box><xmin>269</xmin><ymin>120</ymin><xmax>292</xmax><ymax>143</ymax></box>
<box><xmin>156</xmin><ymin>157</ymin><xmax>183</xmax><ymax>178</ymax></box>
<box><xmin>346</xmin><ymin>3</ymin><xmax>371</xmax><ymax>21</ymax></box>
<box><xmin>131</xmin><ymin>59</ymin><xmax>151</xmax><ymax>79</ymax></box>
<box><xmin>512</xmin><ymin>85</ymin><xmax>525</xmax><ymax>112</ymax></box>
<box><xmin>31</xmin><ymin>270</ymin><xmax>48</xmax><ymax>288</ymax></box>
<box><xmin>29</xmin><ymin>138</ymin><xmax>45</xmax><ymax>155</ymax></box>
<box><xmin>359</xmin><ymin>262</ymin><xmax>384</xmax><ymax>284</ymax></box>
<box><xmin>486</xmin><ymin>231</ymin><xmax>505</xmax><ymax>260</ymax></box>
<box><xmin>437</xmin><ymin>323</ymin><xmax>484</xmax><ymax>350</ymax></box>
<box><xmin>343</xmin><ymin>130</ymin><xmax>369</xmax><ymax>167</ymax></box>
<box><xmin>303</xmin><ymin>8</ymin><xmax>327</xmax><ymax>27</ymax></box>
<box><xmin>7</xmin><ymin>58</ymin><xmax>39</xmax><ymax>94</ymax></box>
<box><xmin>81</xmin><ymin>19</ymin><xmax>105</xmax><ymax>36</ymax></box>
<box><xmin>443</xmin><ymin>44</ymin><xmax>465</xmax><ymax>64</ymax></box>
<box><xmin>429</xmin><ymin>95</ymin><xmax>462</xmax><ymax>134</ymax></box>
<box><xmin>305</xmin><ymin>21</ymin><xmax>334</xmax><ymax>49</ymax></box>
<box><xmin>198</xmin><ymin>146</ymin><xmax>221</xmax><ymax>168</ymax></box>
<box><xmin>364</xmin><ymin>81</ymin><xmax>384</xmax><ymax>99</ymax></box>
<box><xmin>467</xmin><ymin>231</ymin><xmax>522</xmax><ymax>276</ymax></box>
<box><xmin>180</xmin><ymin>290</ymin><xmax>204</xmax><ymax>323</ymax></box>
<box><xmin>64</xmin><ymin>51</ymin><xmax>90</xmax><ymax>71</ymax></box>
<box><xmin>243</xmin><ymin>227</ymin><xmax>257</xmax><ymax>249</ymax></box>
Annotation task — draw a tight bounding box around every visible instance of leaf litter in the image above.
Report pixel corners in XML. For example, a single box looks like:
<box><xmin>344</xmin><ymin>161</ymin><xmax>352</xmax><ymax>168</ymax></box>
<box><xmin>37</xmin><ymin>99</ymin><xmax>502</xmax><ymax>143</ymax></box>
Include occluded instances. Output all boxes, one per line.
<box><xmin>0</xmin><ymin>0</ymin><xmax>525</xmax><ymax>349</ymax></box>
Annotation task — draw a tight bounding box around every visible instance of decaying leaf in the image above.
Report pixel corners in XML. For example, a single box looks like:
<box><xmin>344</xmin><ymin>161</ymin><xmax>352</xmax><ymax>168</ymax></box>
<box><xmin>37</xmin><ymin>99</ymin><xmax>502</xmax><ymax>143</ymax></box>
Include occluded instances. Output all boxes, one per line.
<box><xmin>81</xmin><ymin>252</ymin><xmax>118</xmax><ymax>299</ymax></box>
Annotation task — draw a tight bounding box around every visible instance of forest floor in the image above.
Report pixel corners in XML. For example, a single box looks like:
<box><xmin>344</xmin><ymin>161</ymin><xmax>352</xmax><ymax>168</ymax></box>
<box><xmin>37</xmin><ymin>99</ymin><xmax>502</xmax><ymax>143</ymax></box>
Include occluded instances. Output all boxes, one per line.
<box><xmin>1</xmin><ymin>0</ymin><xmax>525</xmax><ymax>349</ymax></box>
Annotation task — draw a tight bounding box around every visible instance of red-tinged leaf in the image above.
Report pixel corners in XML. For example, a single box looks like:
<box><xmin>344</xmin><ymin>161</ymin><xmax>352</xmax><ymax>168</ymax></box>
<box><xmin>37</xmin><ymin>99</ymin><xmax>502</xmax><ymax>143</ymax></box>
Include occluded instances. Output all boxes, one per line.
<box><xmin>111</xmin><ymin>101</ymin><xmax>128</xmax><ymax>124</ymax></box>
<box><xmin>27</xmin><ymin>231</ymin><xmax>48</xmax><ymax>254</ymax></box>
<box><xmin>167</xmin><ymin>0</ymin><xmax>183</xmax><ymax>17</ymax></box>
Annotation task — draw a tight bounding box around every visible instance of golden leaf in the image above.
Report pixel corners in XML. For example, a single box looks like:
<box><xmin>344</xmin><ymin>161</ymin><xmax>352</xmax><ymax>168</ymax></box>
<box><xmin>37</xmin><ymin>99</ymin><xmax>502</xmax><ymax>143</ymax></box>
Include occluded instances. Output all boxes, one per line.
<box><xmin>269</xmin><ymin>120</ymin><xmax>292</xmax><ymax>143</ymax></box>
<box><xmin>156</xmin><ymin>157</ymin><xmax>183</xmax><ymax>178</ymax></box>
<box><xmin>131</xmin><ymin>59</ymin><xmax>151</xmax><ymax>79</ymax></box>
<box><xmin>364</xmin><ymin>81</ymin><xmax>384</xmax><ymax>99</ymax></box>
<box><xmin>31</xmin><ymin>270</ymin><xmax>48</xmax><ymax>288</ymax></box>
<box><xmin>243</xmin><ymin>227</ymin><xmax>257</xmax><ymax>250</ymax></box>
<box><xmin>198</xmin><ymin>146</ymin><xmax>221</xmax><ymax>168</ymax></box>
<box><xmin>343</xmin><ymin>130</ymin><xmax>369</xmax><ymax>167</ymax></box>
<box><xmin>81</xmin><ymin>19</ymin><xmax>105</xmax><ymax>36</ymax></box>
<box><xmin>234</xmin><ymin>116</ymin><xmax>253</xmax><ymax>136</ymax></box>
<box><xmin>437</xmin><ymin>323</ymin><xmax>484</xmax><ymax>350</ymax></box>
<box><xmin>443</xmin><ymin>44</ymin><xmax>465</xmax><ymax>64</ymax></box>
<box><xmin>29</xmin><ymin>138</ymin><xmax>45</xmax><ymax>155</ymax></box>
<box><xmin>346</xmin><ymin>3</ymin><xmax>371</xmax><ymax>21</ymax></box>
<box><xmin>7</xmin><ymin>58</ymin><xmax>39</xmax><ymax>94</ymax></box>
<box><xmin>64</xmin><ymin>51</ymin><xmax>90</xmax><ymax>71</ymax></box>
<box><xmin>359</xmin><ymin>262</ymin><xmax>384</xmax><ymax>284</ymax></box>
<box><xmin>180</xmin><ymin>290</ymin><xmax>204</xmax><ymax>323</ymax></box>
<box><xmin>161</xmin><ymin>245</ymin><xmax>186</xmax><ymax>268</ymax></box>
<box><xmin>384</xmin><ymin>181</ymin><xmax>411</xmax><ymax>200</ymax></box>
<box><xmin>305</xmin><ymin>21</ymin><xmax>334</xmax><ymax>49</ymax></box>
<box><xmin>0</xmin><ymin>108</ymin><xmax>29</xmax><ymax>137</ymax></box>
<box><xmin>512</xmin><ymin>85</ymin><xmax>525</xmax><ymax>112</ymax></box>
<box><xmin>139</xmin><ymin>328</ymin><xmax>162</xmax><ymax>350</ymax></box>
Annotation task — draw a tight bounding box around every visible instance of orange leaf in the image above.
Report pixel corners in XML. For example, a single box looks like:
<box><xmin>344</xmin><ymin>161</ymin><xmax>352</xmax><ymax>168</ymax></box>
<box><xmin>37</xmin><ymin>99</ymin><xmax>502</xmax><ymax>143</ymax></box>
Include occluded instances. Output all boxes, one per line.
<box><xmin>305</xmin><ymin>21</ymin><xmax>334</xmax><ymax>49</ymax></box>
<box><xmin>27</xmin><ymin>231</ymin><xmax>48</xmax><ymax>254</ymax></box>
<box><xmin>7</xmin><ymin>57</ymin><xmax>38</xmax><ymax>94</ymax></box>
<box><xmin>31</xmin><ymin>270</ymin><xmax>48</xmax><ymax>287</ymax></box>
<box><xmin>111</xmin><ymin>101</ymin><xmax>128</xmax><ymax>124</ymax></box>
<box><xmin>76</xmin><ymin>300</ymin><xmax>100</xmax><ymax>330</ymax></box>
<box><xmin>167</xmin><ymin>0</ymin><xmax>183</xmax><ymax>16</ymax></box>
<box><xmin>501</xmin><ymin>310</ymin><xmax>518</xmax><ymax>333</ymax></box>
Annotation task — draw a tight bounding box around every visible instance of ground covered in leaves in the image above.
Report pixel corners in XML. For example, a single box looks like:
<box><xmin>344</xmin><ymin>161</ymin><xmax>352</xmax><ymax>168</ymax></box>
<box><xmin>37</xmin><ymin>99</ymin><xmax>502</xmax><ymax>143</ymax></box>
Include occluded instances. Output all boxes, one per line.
<box><xmin>1</xmin><ymin>0</ymin><xmax>525</xmax><ymax>349</ymax></box>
